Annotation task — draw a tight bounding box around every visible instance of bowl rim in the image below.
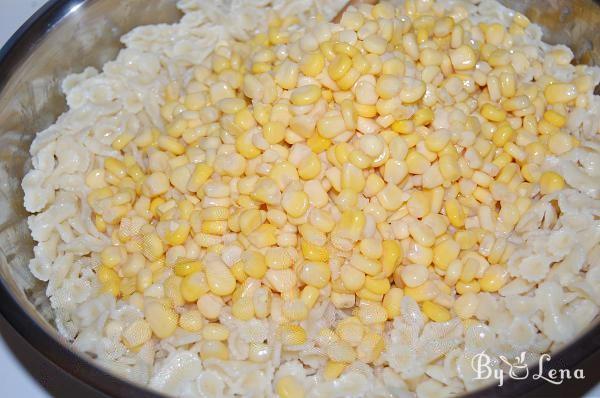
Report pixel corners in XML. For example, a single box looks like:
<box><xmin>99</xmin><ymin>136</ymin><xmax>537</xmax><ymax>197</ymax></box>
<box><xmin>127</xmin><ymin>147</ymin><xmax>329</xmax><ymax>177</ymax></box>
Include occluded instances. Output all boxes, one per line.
<box><xmin>0</xmin><ymin>0</ymin><xmax>598</xmax><ymax>397</ymax></box>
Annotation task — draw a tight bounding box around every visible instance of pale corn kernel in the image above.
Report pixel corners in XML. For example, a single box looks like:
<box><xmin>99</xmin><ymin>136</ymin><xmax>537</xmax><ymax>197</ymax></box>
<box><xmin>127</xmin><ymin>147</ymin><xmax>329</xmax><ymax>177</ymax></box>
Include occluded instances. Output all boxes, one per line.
<box><xmin>548</xmin><ymin>132</ymin><xmax>574</xmax><ymax>155</ymax></box>
<box><xmin>400</xmin><ymin>264</ymin><xmax>428</xmax><ymax>288</ymax></box>
<box><xmin>278</xmin><ymin>323</ymin><xmax>307</xmax><ymax>345</ymax></box>
<box><xmin>145</xmin><ymin>301</ymin><xmax>178</xmax><ymax>339</ymax></box>
<box><xmin>299</xmin><ymin>261</ymin><xmax>331</xmax><ymax>288</ymax></box>
<box><xmin>265</xmin><ymin>247</ymin><xmax>292</xmax><ymax>269</ymax></box>
<box><xmin>357</xmin><ymin>303</ymin><xmax>387</xmax><ymax>324</ymax></box>
<box><xmin>122</xmin><ymin>319</ymin><xmax>152</xmax><ymax>348</ymax></box>
<box><xmin>453</xmin><ymin>292</ymin><xmax>478</xmax><ymax>319</ymax></box>
<box><xmin>382</xmin><ymin>287</ymin><xmax>403</xmax><ymax>319</ymax></box>
<box><xmin>199</xmin><ymin>340</ymin><xmax>229</xmax><ymax>360</ymax></box>
<box><xmin>404</xmin><ymin>280</ymin><xmax>438</xmax><ymax>302</ymax></box>
<box><xmin>202</xmin><ymin>323</ymin><xmax>230</xmax><ymax>340</ymax></box>
<box><xmin>449</xmin><ymin>45</ymin><xmax>476</xmax><ymax>70</ymax></box>
<box><xmin>100</xmin><ymin>246</ymin><xmax>124</xmax><ymax>268</ymax></box>
<box><xmin>179</xmin><ymin>310</ymin><xmax>203</xmax><ymax>332</ymax></box>
<box><xmin>341</xmin><ymin>265</ymin><xmax>366</xmax><ymax>291</ymax></box>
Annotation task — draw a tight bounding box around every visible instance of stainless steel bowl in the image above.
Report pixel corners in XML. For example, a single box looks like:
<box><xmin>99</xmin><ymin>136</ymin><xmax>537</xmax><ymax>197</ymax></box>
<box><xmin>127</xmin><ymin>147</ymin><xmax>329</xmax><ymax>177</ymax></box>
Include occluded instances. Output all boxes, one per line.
<box><xmin>0</xmin><ymin>1</ymin><xmax>598</xmax><ymax>397</ymax></box>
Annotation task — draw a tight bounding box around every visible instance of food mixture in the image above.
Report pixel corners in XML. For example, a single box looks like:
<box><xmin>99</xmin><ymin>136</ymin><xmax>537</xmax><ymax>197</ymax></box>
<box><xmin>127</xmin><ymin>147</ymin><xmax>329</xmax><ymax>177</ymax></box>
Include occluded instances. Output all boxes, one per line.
<box><xmin>21</xmin><ymin>0</ymin><xmax>600</xmax><ymax>396</ymax></box>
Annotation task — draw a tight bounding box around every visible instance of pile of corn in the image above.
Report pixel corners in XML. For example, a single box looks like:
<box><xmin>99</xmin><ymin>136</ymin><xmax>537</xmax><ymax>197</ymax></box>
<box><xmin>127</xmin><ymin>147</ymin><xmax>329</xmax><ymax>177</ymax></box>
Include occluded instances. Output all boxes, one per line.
<box><xmin>85</xmin><ymin>1</ymin><xmax>589</xmax><ymax>394</ymax></box>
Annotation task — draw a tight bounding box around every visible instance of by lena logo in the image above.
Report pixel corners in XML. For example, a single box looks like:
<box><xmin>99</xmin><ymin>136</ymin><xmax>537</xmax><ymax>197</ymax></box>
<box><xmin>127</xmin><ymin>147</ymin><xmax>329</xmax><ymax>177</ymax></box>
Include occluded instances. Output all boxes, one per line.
<box><xmin>471</xmin><ymin>352</ymin><xmax>585</xmax><ymax>386</ymax></box>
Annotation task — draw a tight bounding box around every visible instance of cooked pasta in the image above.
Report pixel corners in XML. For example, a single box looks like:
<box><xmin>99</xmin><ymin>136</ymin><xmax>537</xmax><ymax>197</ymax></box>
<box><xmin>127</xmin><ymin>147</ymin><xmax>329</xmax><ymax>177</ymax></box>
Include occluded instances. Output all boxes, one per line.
<box><xmin>22</xmin><ymin>0</ymin><xmax>600</xmax><ymax>397</ymax></box>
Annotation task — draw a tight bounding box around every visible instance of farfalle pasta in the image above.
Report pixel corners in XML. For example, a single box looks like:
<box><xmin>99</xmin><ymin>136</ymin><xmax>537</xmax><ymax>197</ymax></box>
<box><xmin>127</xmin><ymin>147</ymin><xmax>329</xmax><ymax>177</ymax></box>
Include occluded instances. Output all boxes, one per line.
<box><xmin>22</xmin><ymin>0</ymin><xmax>600</xmax><ymax>397</ymax></box>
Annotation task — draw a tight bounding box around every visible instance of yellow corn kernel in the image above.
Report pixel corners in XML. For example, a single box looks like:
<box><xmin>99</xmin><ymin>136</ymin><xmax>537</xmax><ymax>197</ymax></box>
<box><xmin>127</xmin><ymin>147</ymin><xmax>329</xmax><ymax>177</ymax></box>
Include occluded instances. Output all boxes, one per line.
<box><xmin>300</xmin><ymin>285</ymin><xmax>319</xmax><ymax>308</ymax></box>
<box><xmin>144</xmin><ymin>301</ymin><xmax>178</xmax><ymax>339</ymax></box>
<box><xmin>301</xmin><ymin>241</ymin><xmax>329</xmax><ymax>262</ymax></box>
<box><xmin>422</xmin><ymin>301</ymin><xmax>451</xmax><ymax>322</ymax></box>
<box><xmin>382</xmin><ymin>287</ymin><xmax>403</xmax><ymax>319</ymax></box>
<box><xmin>243</xmin><ymin>251</ymin><xmax>267</xmax><ymax>279</ymax></box>
<box><xmin>300</xmin><ymin>51</ymin><xmax>325</xmax><ymax>77</ymax></box>
<box><xmin>323</xmin><ymin>361</ymin><xmax>346</xmax><ymax>381</ymax></box>
<box><xmin>201</xmin><ymin>220</ymin><xmax>227</xmax><ymax>235</ymax></box>
<box><xmin>180</xmin><ymin>272</ymin><xmax>209</xmax><ymax>302</ymax></box>
<box><xmin>544</xmin><ymin>83</ymin><xmax>577</xmax><ymax>104</ymax></box>
<box><xmin>328</xmin><ymin>54</ymin><xmax>352</xmax><ymax>80</ymax></box>
<box><xmin>479</xmin><ymin>264</ymin><xmax>509</xmax><ymax>292</ymax></box>
<box><xmin>364</xmin><ymin>277</ymin><xmax>391</xmax><ymax>295</ymax></box>
<box><xmin>265</xmin><ymin>247</ymin><xmax>292</xmax><ymax>270</ymax></box>
<box><xmin>480</xmin><ymin>103</ymin><xmax>506</xmax><ymax>122</ymax></box>
<box><xmin>276</xmin><ymin>375</ymin><xmax>305</xmax><ymax>398</ymax></box>
<box><xmin>340</xmin><ymin>265</ymin><xmax>365</xmax><ymax>292</ymax></box>
<box><xmin>236</xmin><ymin>131</ymin><xmax>262</xmax><ymax>159</ymax></box>
<box><xmin>455</xmin><ymin>230</ymin><xmax>477</xmax><ymax>250</ymax></box>
<box><xmin>413</xmin><ymin>108</ymin><xmax>434</xmax><ymax>126</ymax></box>
<box><xmin>239</xmin><ymin>208</ymin><xmax>263</xmax><ymax>235</ymax></box>
<box><xmin>354</xmin><ymin>103</ymin><xmax>377</xmax><ymax>118</ymax></box>
<box><xmin>231</xmin><ymin>297</ymin><xmax>255</xmax><ymax>320</ymax></box>
<box><xmin>290</xmin><ymin>84</ymin><xmax>322</xmax><ymax>106</ymax></box>
<box><xmin>104</xmin><ymin>157</ymin><xmax>127</xmax><ymax>179</ymax></box>
<box><xmin>391</xmin><ymin>119</ymin><xmax>414</xmax><ymax>134</ymax></box>
<box><xmin>298</xmin><ymin>153</ymin><xmax>321</xmax><ymax>180</ymax></box>
<box><xmin>187</xmin><ymin>164</ymin><xmax>213</xmax><ymax>192</ymax></box>
<box><xmin>112</xmin><ymin>133</ymin><xmax>134</xmax><ymax>151</ymax></box>
<box><xmin>230</xmin><ymin>261</ymin><xmax>247</xmax><ymax>283</ymax></box>
<box><xmin>95</xmin><ymin>214</ymin><xmax>107</xmax><ymax>233</ymax></box>
<box><xmin>445</xmin><ymin>198</ymin><xmax>465</xmax><ymax>227</ymax></box>
<box><xmin>456</xmin><ymin>280</ymin><xmax>481</xmax><ymax>294</ymax></box>
<box><xmin>439</xmin><ymin>155</ymin><xmax>460</xmax><ymax>181</ymax></box>
<box><xmin>380</xmin><ymin>240</ymin><xmax>403</xmax><ymax>277</ymax></box>
<box><xmin>173</xmin><ymin>260</ymin><xmax>202</xmax><ymax>277</ymax></box>
<box><xmin>282</xmin><ymin>191</ymin><xmax>309</xmax><ymax>218</ymax></box>
<box><xmin>141</xmin><ymin>233</ymin><xmax>164</xmax><ymax>261</ymax></box>
<box><xmin>263</xmin><ymin>121</ymin><xmax>286</xmax><ymax>144</ymax></box>
<box><xmin>492</xmin><ymin>123</ymin><xmax>515</xmax><ymax>147</ymax></box>
<box><xmin>179</xmin><ymin>310</ymin><xmax>203</xmax><ymax>332</ymax></box>
<box><xmin>205</xmin><ymin>260</ymin><xmax>236</xmax><ymax>296</ymax></box>
<box><xmin>306</xmin><ymin>134</ymin><xmax>331</xmax><ymax>153</ymax></box>
<box><xmin>278</xmin><ymin>323</ymin><xmax>307</xmax><ymax>345</ymax></box>
<box><xmin>544</xmin><ymin>110</ymin><xmax>567</xmax><ymax>128</ymax></box>
<box><xmin>404</xmin><ymin>281</ymin><xmax>437</xmax><ymax>302</ymax></box>
<box><xmin>100</xmin><ymin>246</ymin><xmax>123</xmax><ymax>268</ymax></box>
<box><xmin>432</xmin><ymin>239</ymin><xmax>460</xmax><ymax>270</ymax></box>
<box><xmin>539</xmin><ymin>171</ymin><xmax>565</xmax><ymax>195</ymax></box>
<box><xmin>158</xmin><ymin>136</ymin><xmax>185</xmax><ymax>155</ymax></box>
<box><xmin>165</xmin><ymin>222</ymin><xmax>190</xmax><ymax>246</ymax></box>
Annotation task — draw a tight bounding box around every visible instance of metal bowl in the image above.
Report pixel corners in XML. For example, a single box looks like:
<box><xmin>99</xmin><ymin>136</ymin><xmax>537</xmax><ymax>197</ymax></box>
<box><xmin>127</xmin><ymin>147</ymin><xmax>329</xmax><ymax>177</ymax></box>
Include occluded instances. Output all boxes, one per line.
<box><xmin>0</xmin><ymin>1</ymin><xmax>598</xmax><ymax>397</ymax></box>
